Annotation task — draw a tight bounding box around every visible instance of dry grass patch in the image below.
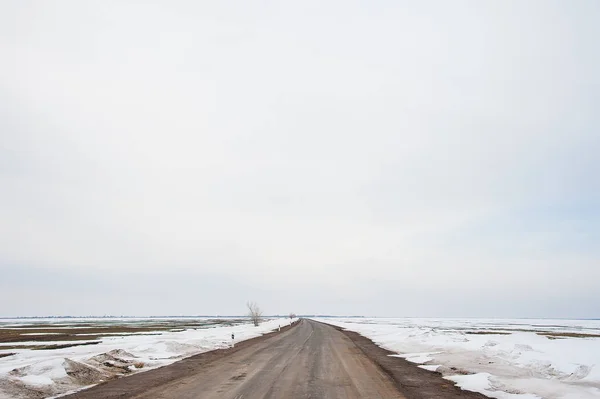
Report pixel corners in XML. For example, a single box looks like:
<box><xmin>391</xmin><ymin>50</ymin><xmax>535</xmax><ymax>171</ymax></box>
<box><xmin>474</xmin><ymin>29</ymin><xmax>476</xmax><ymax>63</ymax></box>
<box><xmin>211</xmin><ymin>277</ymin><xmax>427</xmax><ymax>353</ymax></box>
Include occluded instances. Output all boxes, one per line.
<box><xmin>538</xmin><ymin>332</ymin><xmax>600</xmax><ymax>339</ymax></box>
<box><xmin>0</xmin><ymin>341</ymin><xmax>101</xmax><ymax>351</ymax></box>
<box><xmin>465</xmin><ymin>331</ymin><xmax>512</xmax><ymax>335</ymax></box>
<box><xmin>0</xmin><ymin>318</ymin><xmax>251</xmax><ymax>347</ymax></box>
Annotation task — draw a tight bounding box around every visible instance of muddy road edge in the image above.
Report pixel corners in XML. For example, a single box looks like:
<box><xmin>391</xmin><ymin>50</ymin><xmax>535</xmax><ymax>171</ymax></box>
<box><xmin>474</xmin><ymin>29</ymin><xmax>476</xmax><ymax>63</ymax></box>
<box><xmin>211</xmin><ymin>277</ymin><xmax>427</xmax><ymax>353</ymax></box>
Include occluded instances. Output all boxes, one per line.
<box><xmin>315</xmin><ymin>320</ymin><xmax>489</xmax><ymax>399</ymax></box>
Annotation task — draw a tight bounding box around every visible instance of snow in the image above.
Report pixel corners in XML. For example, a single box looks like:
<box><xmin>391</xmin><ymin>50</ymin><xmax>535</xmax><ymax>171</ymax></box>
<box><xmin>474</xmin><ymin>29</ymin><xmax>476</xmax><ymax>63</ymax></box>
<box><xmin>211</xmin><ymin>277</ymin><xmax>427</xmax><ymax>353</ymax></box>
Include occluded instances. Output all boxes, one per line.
<box><xmin>0</xmin><ymin>317</ymin><xmax>297</xmax><ymax>399</ymax></box>
<box><xmin>15</xmin><ymin>358</ymin><xmax>69</xmax><ymax>387</ymax></box>
<box><xmin>445</xmin><ymin>373</ymin><xmax>541</xmax><ymax>399</ymax></box>
<box><xmin>20</xmin><ymin>333</ymin><xmax>63</xmax><ymax>336</ymax></box>
<box><xmin>73</xmin><ymin>332</ymin><xmax>155</xmax><ymax>336</ymax></box>
<box><xmin>419</xmin><ymin>364</ymin><xmax>440</xmax><ymax>371</ymax></box>
<box><xmin>315</xmin><ymin>318</ymin><xmax>600</xmax><ymax>399</ymax></box>
<box><xmin>390</xmin><ymin>352</ymin><xmax>440</xmax><ymax>364</ymax></box>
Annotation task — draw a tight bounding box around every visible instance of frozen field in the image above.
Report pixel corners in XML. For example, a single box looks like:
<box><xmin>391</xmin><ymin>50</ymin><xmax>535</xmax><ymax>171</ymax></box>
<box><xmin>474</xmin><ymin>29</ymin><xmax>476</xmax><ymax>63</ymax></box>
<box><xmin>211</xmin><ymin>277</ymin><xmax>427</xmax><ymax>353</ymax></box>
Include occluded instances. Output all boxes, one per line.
<box><xmin>0</xmin><ymin>317</ymin><xmax>296</xmax><ymax>398</ymax></box>
<box><xmin>316</xmin><ymin>318</ymin><xmax>600</xmax><ymax>399</ymax></box>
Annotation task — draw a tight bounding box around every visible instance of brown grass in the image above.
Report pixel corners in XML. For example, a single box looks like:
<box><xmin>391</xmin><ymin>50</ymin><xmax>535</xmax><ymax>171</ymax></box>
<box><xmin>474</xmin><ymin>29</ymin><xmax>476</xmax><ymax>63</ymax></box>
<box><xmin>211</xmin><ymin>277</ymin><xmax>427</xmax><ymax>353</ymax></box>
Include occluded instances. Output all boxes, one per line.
<box><xmin>537</xmin><ymin>332</ymin><xmax>600</xmax><ymax>339</ymax></box>
<box><xmin>464</xmin><ymin>331</ymin><xmax>512</xmax><ymax>335</ymax></box>
<box><xmin>0</xmin><ymin>319</ymin><xmax>247</xmax><ymax>345</ymax></box>
<box><xmin>457</xmin><ymin>327</ymin><xmax>600</xmax><ymax>338</ymax></box>
<box><xmin>0</xmin><ymin>341</ymin><xmax>101</xmax><ymax>351</ymax></box>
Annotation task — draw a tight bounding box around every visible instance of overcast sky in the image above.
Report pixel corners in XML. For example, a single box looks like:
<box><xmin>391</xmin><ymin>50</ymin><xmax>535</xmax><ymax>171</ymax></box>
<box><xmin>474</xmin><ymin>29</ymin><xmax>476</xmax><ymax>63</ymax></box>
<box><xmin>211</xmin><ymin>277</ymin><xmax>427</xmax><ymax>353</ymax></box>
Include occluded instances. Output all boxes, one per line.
<box><xmin>1</xmin><ymin>1</ymin><xmax>599</xmax><ymax>318</ymax></box>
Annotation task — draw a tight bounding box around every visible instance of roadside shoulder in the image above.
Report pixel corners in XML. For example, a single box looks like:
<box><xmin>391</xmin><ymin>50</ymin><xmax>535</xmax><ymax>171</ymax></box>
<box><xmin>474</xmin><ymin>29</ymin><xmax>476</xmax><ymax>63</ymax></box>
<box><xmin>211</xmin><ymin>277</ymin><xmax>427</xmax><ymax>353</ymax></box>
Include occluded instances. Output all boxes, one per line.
<box><xmin>62</xmin><ymin>320</ymin><xmax>301</xmax><ymax>399</ymax></box>
<box><xmin>315</xmin><ymin>320</ymin><xmax>490</xmax><ymax>399</ymax></box>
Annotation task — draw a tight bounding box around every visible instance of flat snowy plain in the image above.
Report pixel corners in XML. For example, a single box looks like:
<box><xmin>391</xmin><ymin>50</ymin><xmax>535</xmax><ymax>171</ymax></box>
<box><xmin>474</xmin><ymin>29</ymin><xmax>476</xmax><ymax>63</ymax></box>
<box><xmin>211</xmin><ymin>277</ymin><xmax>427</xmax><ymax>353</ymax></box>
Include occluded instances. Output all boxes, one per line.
<box><xmin>0</xmin><ymin>317</ymin><xmax>295</xmax><ymax>398</ymax></box>
<box><xmin>316</xmin><ymin>318</ymin><xmax>600</xmax><ymax>399</ymax></box>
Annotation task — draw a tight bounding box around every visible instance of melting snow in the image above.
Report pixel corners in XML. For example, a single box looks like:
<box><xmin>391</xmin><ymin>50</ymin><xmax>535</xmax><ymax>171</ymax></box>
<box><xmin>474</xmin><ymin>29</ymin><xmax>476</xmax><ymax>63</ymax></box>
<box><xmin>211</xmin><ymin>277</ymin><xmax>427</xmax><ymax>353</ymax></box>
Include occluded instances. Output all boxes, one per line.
<box><xmin>316</xmin><ymin>318</ymin><xmax>600</xmax><ymax>399</ymax></box>
<box><xmin>0</xmin><ymin>317</ymin><xmax>297</xmax><ymax>399</ymax></box>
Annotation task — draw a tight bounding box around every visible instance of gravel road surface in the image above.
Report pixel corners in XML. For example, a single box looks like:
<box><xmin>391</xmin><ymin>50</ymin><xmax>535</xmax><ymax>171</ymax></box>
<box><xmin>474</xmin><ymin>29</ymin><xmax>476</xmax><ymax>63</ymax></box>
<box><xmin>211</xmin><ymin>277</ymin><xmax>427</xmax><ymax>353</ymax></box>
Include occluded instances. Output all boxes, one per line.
<box><xmin>65</xmin><ymin>319</ymin><xmax>488</xmax><ymax>399</ymax></box>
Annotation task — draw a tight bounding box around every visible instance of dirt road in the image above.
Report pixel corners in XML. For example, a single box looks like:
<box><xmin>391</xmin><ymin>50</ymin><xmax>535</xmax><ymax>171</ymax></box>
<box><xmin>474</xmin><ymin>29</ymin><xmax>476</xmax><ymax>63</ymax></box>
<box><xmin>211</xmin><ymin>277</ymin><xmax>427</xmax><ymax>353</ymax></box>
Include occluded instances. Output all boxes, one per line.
<box><xmin>65</xmin><ymin>319</ymin><xmax>488</xmax><ymax>399</ymax></box>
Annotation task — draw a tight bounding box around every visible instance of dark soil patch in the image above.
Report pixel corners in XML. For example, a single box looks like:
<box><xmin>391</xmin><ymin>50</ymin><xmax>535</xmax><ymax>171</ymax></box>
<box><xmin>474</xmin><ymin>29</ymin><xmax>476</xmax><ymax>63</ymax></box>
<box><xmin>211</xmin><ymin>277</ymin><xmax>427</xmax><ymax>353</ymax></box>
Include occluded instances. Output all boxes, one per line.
<box><xmin>0</xmin><ymin>341</ymin><xmax>101</xmax><ymax>351</ymax></box>
<box><xmin>538</xmin><ymin>332</ymin><xmax>600</xmax><ymax>339</ymax></box>
<box><xmin>35</xmin><ymin>341</ymin><xmax>102</xmax><ymax>350</ymax></box>
<box><xmin>0</xmin><ymin>319</ymin><xmax>250</xmax><ymax>344</ymax></box>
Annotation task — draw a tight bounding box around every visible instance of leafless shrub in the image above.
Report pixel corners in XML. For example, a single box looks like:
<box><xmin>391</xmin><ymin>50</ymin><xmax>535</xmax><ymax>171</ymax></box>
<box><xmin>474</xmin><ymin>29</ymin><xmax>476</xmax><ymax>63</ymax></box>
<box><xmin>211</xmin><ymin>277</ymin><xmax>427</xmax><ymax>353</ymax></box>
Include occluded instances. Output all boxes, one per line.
<box><xmin>247</xmin><ymin>301</ymin><xmax>263</xmax><ymax>326</ymax></box>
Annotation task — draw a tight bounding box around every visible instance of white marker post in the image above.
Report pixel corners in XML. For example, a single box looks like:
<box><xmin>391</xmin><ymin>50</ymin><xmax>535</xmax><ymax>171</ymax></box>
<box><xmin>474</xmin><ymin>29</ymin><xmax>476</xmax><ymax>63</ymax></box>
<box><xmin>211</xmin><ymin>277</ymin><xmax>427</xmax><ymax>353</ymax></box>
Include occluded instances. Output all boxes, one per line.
<box><xmin>231</xmin><ymin>332</ymin><xmax>235</xmax><ymax>348</ymax></box>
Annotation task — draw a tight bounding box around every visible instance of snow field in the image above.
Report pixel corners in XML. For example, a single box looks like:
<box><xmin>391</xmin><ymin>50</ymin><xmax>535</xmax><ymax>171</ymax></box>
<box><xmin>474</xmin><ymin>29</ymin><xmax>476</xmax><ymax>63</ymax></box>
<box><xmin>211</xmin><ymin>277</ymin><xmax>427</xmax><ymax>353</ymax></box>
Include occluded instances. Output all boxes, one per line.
<box><xmin>316</xmin><ymin>318</ymin><xmax>600</xmax><ymax>399</ymax></box>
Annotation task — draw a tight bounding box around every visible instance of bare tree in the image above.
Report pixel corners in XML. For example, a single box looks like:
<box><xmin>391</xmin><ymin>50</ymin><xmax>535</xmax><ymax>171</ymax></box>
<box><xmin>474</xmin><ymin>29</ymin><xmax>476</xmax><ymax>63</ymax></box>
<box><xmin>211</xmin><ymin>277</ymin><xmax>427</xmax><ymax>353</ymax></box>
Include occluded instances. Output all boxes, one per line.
<box><xmin>289</xmin><ymin>313</ymin><xmax>296</xmax><ymax>320</ymax></box>
<box><xmin>247</xmin><ymin>301</ymin><xmax>263</xmax><ymax>326</ymax></box>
